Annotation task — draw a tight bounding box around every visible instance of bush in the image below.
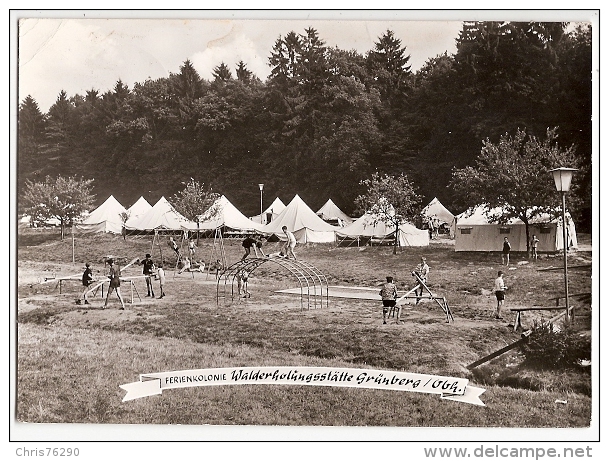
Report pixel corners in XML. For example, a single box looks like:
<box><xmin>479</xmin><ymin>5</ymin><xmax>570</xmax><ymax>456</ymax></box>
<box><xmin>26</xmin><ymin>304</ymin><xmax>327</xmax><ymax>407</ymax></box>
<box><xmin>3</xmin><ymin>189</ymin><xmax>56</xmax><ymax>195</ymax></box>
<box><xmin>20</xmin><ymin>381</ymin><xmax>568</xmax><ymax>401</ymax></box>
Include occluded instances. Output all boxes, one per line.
<box><xmin>520</xmin><ymin>322</ymin><xmax>591</xmax><ymax>370</ymax></box>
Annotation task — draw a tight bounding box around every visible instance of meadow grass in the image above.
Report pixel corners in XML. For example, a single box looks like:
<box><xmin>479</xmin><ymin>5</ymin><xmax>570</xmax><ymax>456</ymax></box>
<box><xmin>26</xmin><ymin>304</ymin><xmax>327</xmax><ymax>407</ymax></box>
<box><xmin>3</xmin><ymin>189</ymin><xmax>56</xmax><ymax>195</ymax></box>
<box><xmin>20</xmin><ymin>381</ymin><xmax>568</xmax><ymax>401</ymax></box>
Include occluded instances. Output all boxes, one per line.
<box><xmin>16</xmin><ymin>230</ymin><xmax>593</xmax><ymax>428</ymax></box>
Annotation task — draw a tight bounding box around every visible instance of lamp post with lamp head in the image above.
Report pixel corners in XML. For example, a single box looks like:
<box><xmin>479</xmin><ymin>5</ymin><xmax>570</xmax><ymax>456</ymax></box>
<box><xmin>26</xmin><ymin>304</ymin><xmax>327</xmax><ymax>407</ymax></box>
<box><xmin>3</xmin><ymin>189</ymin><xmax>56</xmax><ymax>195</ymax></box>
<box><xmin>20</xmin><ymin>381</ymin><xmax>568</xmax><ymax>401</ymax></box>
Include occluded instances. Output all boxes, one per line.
<box><xmin>258</xmin><ymin>184</ymin><xmax>264</xmax><ymax>225</ymax></box>
<box><xmin>549</xmin><ymin>167</ymin><xmax>577</xmax><ymax>324</ymax></box>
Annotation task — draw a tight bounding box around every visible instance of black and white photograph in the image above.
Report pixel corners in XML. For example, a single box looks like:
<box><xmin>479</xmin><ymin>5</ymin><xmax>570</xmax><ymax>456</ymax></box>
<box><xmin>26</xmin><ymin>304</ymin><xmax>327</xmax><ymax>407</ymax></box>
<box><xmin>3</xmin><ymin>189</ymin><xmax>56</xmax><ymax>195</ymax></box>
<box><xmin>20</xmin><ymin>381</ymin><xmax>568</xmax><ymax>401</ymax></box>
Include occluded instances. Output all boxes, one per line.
<box><xmin>10</xmin><ymin>8</ymin><xmax>600</xmax><ymax>456</ymax></box>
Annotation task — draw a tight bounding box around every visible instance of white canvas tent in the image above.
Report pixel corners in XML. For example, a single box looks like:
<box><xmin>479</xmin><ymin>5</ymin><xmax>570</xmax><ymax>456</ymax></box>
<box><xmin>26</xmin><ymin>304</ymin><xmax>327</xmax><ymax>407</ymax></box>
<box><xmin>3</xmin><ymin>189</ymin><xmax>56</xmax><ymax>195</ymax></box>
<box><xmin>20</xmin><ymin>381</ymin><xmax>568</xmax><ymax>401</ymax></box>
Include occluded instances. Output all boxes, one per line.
<box><xmin>76</xmin><ymin>195</ymin><xmax>126</xmax><ymax>234</ymax></box>
<box><xmin>19</xmin><ymin>214</ymin><xmax>31</xmax><ymax>228</ymax></box>
<box><xmin>316</xmin><ymin>199</ymin><xmax>353</xmax><ymax>226</ymax></box>
<box><xmin>422</xmin><ymin>197</ymin><xmax>455</xmax><ymax>233</ymax></box>
<box><xmin>125</xmin><ymin>196</ymin><xmax>197</xmax><ymax>231</ymax></box>
<box><xmin>260</xmin><ymin>194</ymin><xmax>339</xmax><ymax>243</ymax></box>
<box><xmin>249</xmin><ymin>197</ymin><xmax>286</xmax><ymax>225</ymax></box>
<box><xmin>125</xmin><ymin>196</ymin><xmax>152</xmax><ymax>227</ymax></box>
<box><xmin>454</xmin><ymin>205</ymin><xmax>578</xmax><ymax>252</ymax></box>
<box><xmin>20</xmin><ymin>214</ymin><xmax>63</xmax><ymax>228</ymax></box>
<box><xmin>198</xmin><ymin>195</ymin><xmax>264</xmax><ymax>232</ymax></box>
<box><xmin>336</xmin><ymin>213</ymin><xmax>429</xmax><ymax>247</ymax></box>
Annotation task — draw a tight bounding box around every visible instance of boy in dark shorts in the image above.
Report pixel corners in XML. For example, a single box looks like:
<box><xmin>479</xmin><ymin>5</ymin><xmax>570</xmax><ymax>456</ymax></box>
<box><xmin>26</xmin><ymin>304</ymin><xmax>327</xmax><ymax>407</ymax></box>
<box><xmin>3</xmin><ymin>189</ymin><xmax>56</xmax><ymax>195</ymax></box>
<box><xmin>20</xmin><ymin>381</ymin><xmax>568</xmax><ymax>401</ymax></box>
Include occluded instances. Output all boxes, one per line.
<box><xmin>494</xmin><ymin>271</ymin><xmax>507</xmax><ymax>319</ymax></box>
<box><xmin>530</xmin><ymin>234</ymin><xmax>540</xmax><ymax>260</ymax></box>
<box><xmin>138</xmin><ymin>253</ymin><xmax>156</xmax><ymax>297</ymax></box>
<box><xmin>104</xmin><ymin>259</ymin><xmax>125</xmax><ymax>310</ymax></box>
<box><xmin>188</xmin><ymin>239</ymin><xmax>197</xmax><ymax>258</ymax></box>
<box><xmin>380</xmin><ymin>276</ymin><xmax>398</xmax><ymax>324</ymax></box>
<box><xmin>241</xmin><ymin>236</ymin><xmax>265</xmax><ymax>260</ymax></box>
<box><xmin>78</xmin><ymin>263</ymin><xmax>94</xmax><ymax>305</ymax></box>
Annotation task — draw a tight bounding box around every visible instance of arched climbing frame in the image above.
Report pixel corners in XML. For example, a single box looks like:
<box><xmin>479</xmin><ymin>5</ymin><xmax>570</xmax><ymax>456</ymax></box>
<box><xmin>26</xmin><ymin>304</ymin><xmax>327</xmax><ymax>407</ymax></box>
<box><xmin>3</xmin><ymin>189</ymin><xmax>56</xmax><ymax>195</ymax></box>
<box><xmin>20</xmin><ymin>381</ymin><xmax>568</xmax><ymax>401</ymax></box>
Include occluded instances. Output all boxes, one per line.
<box><xmin>216</xmin><ymin>257</ymin><xmax>329</xmax><ymax>310</ymax></box>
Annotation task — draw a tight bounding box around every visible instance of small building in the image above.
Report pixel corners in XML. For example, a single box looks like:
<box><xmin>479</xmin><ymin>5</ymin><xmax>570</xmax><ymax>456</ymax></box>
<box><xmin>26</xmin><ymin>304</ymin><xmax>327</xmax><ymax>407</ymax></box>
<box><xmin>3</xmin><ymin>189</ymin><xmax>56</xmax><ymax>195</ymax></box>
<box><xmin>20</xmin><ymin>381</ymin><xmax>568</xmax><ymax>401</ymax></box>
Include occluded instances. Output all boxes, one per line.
<box><xmin>454</xmin><ymin>205</ymin><xmax>578</xmax><ymax>252</ymax></box>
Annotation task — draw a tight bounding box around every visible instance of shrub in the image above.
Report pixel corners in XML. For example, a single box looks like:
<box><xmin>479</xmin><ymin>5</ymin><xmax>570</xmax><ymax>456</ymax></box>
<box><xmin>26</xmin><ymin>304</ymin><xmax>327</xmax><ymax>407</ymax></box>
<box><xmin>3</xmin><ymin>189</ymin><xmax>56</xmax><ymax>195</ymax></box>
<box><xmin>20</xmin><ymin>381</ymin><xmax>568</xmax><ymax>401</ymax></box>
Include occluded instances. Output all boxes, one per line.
<box><xmin>520</xmin><ymin>322</ymin><xmax>591</xmax><ymax>370</ymax></box>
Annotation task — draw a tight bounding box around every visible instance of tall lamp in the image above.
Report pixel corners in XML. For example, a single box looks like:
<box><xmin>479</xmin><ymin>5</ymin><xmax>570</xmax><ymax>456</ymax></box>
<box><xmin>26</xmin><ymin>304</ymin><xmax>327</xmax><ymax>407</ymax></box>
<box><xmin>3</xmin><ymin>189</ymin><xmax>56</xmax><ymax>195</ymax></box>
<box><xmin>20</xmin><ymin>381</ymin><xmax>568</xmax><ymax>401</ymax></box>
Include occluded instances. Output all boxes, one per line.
<box><xmin>549</xmin><ymin>167</ymin><xmax>577</xmax><ymax>324</ymax></box>
<box><xmin>258</xmin><ymin>184</ymin><xmax>264</xmax><ymax>225</ymax></box>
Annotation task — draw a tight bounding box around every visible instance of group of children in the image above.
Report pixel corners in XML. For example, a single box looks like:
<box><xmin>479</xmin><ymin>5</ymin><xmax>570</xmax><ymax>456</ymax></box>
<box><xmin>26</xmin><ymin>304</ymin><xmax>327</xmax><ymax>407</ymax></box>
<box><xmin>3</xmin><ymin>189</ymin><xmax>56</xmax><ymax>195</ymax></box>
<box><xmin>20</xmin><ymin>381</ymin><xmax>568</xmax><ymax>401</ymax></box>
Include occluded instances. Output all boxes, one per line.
<box><xmin>79</xmin><ymin>230</ymin><xmax>539</xmax><ymax>320</ymax></box>
<box><xmin>78</xmin><ymin>258</ymin><xmax>129</xmax><ymax>309</ymax></box>
<box><xmin>501</xmin><ymin>234</ymin><xmax>540</xmax><ymax>267</ymax></box>
<box><xmin>78</xmin><ymin>253</ymin><xmax>168</xmax><ymax>309</ymax></box>
<box><xmin>380</xmin><ymin>257</ymin><xmax>430</xmax><ymax>324</ymax></box>
<box><xmin>379</xmin><ymin>257</ymin><xmax>510</xmax><ymax>325</ymax></box>
<box><xmin>240</xmin><ymin>226</ymin><xmax>298</xmax><ymax>261</ymax></box>
<box><xmin>77</xmin><ymin>227</ymin><xmax>300</xmax><ymax>308</ymax></box>
<box><xmin>78</xmin><ymin>232</ymin><xmax>231</xmax><ymax>308</ymax></box>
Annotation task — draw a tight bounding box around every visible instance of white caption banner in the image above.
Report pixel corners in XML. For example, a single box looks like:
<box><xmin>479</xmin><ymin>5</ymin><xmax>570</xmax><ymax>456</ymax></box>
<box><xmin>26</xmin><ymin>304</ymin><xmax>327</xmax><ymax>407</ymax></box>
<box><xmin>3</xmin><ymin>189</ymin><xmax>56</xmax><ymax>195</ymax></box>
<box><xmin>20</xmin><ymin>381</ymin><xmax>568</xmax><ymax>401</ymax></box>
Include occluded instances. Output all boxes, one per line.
<box><xmin>120</xmin><ymin>367</ymin><xmax>485</xmax><ymax>406</ymax></box>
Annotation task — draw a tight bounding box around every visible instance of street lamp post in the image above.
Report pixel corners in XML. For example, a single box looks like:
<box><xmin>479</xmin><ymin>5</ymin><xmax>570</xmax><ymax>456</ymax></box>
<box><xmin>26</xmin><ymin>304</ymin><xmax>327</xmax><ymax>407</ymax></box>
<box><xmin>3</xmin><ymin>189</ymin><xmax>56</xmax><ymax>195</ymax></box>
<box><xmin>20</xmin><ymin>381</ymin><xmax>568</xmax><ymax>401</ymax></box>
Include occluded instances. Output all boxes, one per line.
<box><xmin>549</xmin><ymin>167</ymin><xmax>577</xmax><ymax>325</ymax></box>
<box><xmin>258</xmin><ymin>184</ymin><xmax>264</xmax><ymax>225</ymax></box>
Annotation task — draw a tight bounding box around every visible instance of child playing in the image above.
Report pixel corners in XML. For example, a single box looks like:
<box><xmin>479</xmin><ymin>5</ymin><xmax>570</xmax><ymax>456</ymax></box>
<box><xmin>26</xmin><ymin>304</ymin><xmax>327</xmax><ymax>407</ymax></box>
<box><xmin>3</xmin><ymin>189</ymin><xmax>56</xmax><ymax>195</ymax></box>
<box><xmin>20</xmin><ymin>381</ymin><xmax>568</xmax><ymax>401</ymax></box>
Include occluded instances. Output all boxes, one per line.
<box><xmin>103</xmin><ymin>259</ymin><xmax>125</xmax><ymax>310</ymax></box>
<box><xmin>379</xmin><ymin>276</ymin><xmax>398</xmax><ymax>325</ymax></box>
<box><xmin>78</xmin><ymin>262</ymin><xmax>94</xmax><ymax>305</ymax></box>
<box><xmin>157</xmin><ymin>265</ymin><xmax>166</xmax><ymax>299</ymax></box>
<box><xmin>413</xmin><ymin>257</ymin><xmax>429</xmax><ymax>305</ymax></box>
<box><xmin>237</xmin><ymin>270</ymin><xmax>250</xmax><ymax>298</ymax></box>
<box><xmin>494</xmin><ymin>271</ymin><xmax>507</xmax><ymax>319</ymax></box>
<box><xmin>531</xmin><ymin>234</ymin><xmax>540</xmax><ymax>260</ymax></box>
<box><xmin>188</xmin><ymin>239</ymin><xmax>197</xmax><ymax>258</ymax></box>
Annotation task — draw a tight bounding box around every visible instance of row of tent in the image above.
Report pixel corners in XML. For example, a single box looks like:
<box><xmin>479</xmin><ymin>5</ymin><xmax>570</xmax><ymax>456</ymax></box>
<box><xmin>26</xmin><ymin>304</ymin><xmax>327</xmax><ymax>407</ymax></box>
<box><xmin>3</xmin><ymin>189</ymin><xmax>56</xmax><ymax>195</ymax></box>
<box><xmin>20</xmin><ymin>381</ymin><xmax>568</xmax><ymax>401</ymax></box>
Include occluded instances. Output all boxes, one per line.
<box><xmin>251</xmin><ymin>197</ymin><xmax>355</xmax><ymax>228</ymax></box>
<box><xmin>72</xmin><ymin>194</ymin><xmax>577</xmax><ymax>251</ymax></box>
<box><xmin>74</xmin><ymin>194</ymin><xmax>431</xmax><ymax>246</ymax></box>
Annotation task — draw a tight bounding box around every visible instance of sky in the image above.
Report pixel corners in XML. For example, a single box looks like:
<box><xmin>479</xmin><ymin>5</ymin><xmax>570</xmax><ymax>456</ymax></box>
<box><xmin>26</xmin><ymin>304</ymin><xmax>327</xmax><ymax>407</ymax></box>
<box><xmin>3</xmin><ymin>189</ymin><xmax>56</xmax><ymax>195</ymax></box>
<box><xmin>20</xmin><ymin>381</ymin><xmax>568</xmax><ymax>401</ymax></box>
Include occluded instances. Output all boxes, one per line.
<box><xmin>15</xmin><ymin>10</ymin><xmax>595</xmax><ymax>114</ymax></box>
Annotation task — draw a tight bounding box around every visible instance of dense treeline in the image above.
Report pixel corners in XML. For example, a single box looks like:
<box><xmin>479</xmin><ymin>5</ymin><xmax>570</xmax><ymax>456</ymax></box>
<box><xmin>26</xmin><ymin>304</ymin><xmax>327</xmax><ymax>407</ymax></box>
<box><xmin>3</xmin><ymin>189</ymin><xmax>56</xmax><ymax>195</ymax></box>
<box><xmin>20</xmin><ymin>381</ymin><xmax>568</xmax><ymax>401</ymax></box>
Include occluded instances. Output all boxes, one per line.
<box><xmin>18</xmin><ymin>22</ymin><xmax>592</xmax><ymax>230</ymax></box>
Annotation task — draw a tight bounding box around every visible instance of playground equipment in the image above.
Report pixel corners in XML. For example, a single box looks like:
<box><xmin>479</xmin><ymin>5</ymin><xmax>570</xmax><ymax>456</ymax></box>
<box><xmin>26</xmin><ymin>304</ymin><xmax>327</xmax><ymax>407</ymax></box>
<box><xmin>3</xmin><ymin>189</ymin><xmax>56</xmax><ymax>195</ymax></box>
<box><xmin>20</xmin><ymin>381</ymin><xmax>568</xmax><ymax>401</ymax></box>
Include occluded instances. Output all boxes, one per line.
<box><xmin>216</xmin><ymin>257</ymin><xmax>329</xmax><ymax>310</ymax></box>
<box><xmin>206</xmin><ymin>228</ymin><xmax>227</xmax><ymax>280</ymax></box>
<box><xmin>394</xmin><ymin>271</ymin><xmax>454</xmax><ymax>323</ymax></box>
<box><xmin>83</xmin><ymin>257</ymin><xmax>142</xmax><ymax>304</ymax></box>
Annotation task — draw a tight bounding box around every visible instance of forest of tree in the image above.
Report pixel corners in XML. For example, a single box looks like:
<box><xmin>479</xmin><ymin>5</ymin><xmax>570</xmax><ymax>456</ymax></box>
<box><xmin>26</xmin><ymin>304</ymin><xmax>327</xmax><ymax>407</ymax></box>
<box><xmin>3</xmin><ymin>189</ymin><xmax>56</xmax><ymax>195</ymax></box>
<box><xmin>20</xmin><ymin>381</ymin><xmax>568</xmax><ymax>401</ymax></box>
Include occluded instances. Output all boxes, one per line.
<box><xmin>17</xmin><ymin>22</ymin><xmax>593</xmax><ymax>231</ymax></box>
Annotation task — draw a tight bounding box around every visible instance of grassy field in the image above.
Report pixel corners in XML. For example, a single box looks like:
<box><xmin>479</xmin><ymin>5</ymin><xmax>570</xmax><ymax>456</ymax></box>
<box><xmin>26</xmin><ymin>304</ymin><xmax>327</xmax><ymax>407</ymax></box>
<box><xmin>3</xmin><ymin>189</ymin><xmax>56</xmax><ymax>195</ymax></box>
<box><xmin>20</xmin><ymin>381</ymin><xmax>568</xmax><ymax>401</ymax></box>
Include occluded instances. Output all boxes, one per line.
<box><xmin>15</xmin><ymin>228</ymin><xmax>593</xmax><ymax>433</ymax></box>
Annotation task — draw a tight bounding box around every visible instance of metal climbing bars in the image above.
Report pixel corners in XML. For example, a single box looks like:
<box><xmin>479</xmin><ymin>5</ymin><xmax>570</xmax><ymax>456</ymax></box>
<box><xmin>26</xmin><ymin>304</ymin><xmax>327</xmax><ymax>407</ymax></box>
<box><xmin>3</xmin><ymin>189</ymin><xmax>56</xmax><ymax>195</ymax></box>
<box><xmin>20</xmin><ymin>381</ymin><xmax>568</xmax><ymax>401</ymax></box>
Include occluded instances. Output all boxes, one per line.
<box><xmin>216</xmin><ymin>257</ymin><xmax>329</xmax><ymax>310</ymax></box>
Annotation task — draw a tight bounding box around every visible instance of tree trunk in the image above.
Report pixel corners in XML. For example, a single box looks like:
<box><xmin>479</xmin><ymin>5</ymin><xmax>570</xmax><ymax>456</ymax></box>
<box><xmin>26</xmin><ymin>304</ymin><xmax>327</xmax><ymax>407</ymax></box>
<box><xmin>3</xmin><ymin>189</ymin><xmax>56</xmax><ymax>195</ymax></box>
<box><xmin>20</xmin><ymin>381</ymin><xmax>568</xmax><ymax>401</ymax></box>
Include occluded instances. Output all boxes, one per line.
<box><xmin>60</xmin><ymin>219</ymin><xmax>65</xmax><ymax>240</ymax></box>
<box><xmin>524</xmin><ymin>219</ymin><xmax>530</xmax><ymax>258</ymax></box>
<box><xmin>393</xmin><ymin>222</ymin><xmax>399</xmax><ymax>255</ymax></box>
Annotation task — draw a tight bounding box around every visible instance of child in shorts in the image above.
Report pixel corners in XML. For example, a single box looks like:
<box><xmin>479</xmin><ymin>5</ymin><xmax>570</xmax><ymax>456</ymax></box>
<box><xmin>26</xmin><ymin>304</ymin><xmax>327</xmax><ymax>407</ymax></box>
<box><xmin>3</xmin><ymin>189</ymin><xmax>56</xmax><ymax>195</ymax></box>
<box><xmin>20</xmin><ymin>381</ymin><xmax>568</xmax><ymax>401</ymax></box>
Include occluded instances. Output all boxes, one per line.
<box><xmin>380</xmin><ymin>276</ymin><xmax>398</xmax><ymax>324</ymax></box>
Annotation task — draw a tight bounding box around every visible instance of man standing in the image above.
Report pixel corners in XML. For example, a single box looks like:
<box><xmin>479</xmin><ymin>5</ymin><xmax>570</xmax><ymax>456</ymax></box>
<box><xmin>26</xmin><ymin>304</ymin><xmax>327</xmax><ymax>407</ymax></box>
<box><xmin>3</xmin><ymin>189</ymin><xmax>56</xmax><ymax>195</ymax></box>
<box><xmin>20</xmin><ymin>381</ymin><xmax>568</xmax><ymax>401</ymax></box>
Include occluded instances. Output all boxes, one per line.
<box><xmin>139</xmin><ymin>253</ymin><xmax>156</xmax><ymax>297</ymax></box>
<box><xmin>494</xmin><ymin>271</ymin><xmax>507</xmax><ymax>319</ymax></box>
<box><xmin>282</xmin><ymin>226</ymin><xmax>297</xmax><ymax>260</ymax></box>
<box><xmin>502</xmin><ymin>237</ymin><xmax>511</xmax><ymax>266</ymax></box>
<box><xmin>414</xmin><ymin>257</ymin><xmax>429</xmax><ymax>305</ymax></box>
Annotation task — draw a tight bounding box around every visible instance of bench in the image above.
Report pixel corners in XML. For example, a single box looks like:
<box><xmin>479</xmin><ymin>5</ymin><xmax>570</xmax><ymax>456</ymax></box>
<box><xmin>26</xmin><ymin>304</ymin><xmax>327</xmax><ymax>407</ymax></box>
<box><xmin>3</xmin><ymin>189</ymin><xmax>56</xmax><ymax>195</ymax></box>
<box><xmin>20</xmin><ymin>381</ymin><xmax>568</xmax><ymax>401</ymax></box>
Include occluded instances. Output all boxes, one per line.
<box><xmin>510</xmin><ymin>306</ymin><xmax>569</xmax><ymax>332</ymax></box>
